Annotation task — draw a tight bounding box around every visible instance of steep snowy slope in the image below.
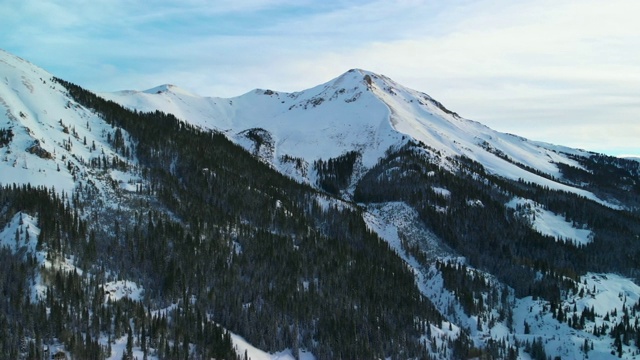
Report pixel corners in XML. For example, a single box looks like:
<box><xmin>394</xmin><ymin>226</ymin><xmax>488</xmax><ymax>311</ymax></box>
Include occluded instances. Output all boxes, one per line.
<box><xmin>0</xmin><ymin>49</ymin><xmax>137</xmax><ymax>197</ymax></box>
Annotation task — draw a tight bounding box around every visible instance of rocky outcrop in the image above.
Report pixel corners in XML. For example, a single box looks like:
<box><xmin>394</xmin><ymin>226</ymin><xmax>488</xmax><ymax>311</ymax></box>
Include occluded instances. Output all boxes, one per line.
<box><xmin>26</xmin><ymin>139</ymin><xmax>54</xmax><ymax>159</ymax></box>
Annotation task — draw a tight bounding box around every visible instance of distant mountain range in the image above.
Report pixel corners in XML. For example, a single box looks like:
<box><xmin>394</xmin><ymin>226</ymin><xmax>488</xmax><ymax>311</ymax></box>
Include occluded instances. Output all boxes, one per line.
<box><xmin>1</xmin><ymin>48</ymin><xmax>640</xmax><ymax>359</ymax></box>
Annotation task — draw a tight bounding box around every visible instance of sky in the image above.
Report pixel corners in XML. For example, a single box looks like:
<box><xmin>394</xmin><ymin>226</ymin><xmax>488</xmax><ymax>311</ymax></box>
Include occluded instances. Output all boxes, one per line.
<box><xmin>1</xmin><ymin>0</ymin><xmax>639</xmax><ymax>157</ymax></box>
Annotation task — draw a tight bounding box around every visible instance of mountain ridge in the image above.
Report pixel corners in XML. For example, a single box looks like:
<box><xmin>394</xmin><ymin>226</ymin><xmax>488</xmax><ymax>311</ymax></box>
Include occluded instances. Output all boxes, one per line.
<box><xmin>101</xmin><ymin>65</ymin><xmax>623</xmax><ymax>208</ymax></box>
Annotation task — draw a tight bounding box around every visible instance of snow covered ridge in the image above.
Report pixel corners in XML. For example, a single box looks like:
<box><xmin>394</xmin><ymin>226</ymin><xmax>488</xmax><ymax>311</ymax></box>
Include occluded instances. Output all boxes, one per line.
<box><xmin>1</xmin><ymin>47</ymin><xmax>633</xmax><ymax>209</ymax></box>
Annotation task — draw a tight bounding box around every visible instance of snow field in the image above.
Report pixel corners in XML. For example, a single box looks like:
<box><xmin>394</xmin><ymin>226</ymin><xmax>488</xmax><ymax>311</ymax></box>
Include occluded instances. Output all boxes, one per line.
<box><xmin>507</xmin><ymin>197</ymin><xmax>594</xmax><ymax>246</ymax></box>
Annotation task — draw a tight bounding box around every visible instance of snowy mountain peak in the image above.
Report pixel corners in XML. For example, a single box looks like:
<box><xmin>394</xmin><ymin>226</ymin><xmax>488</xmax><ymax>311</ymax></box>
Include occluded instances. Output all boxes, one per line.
<box><xmin>326</xmin><ymin>68</ymin><xmax>403</xmax><ymax>90</ymax></box>
<box><xmin>142</xmin><ymin>83</ymin><xmax>195</xmax><ymax>97</ymax></box>
<box><xmin>294</xmin><ymin>68</ymin><xmax>413</xmax><ymax>105</ymax></box>
<box><xmin>280</xmin><ymin>68</ymin><xmax>379</xmax><ymax>109</ymax></box>
<box><xmin>325</xmin><ymin>68</ymin><xmax>374</xmax><ymax>88</ymax></box>
<box><xmin>286</xmin><ymin>68</ymin><xmax>463</xmax><ymax>128</ymax></box>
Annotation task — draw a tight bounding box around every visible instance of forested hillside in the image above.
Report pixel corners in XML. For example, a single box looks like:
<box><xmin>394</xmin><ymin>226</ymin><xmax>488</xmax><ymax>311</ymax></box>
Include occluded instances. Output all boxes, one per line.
<box><xmin>355</xmin><ymin>141</ymin><xmax>640</xmax><ymax>297</ymax></box>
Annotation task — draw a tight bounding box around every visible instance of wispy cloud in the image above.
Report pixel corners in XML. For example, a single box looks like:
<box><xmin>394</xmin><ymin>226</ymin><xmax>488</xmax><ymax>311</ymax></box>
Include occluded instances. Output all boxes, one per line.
<box><xmin>1</xmin><ymin>0</ymin><xmax>638</xmax><ymax>156</ymax></box>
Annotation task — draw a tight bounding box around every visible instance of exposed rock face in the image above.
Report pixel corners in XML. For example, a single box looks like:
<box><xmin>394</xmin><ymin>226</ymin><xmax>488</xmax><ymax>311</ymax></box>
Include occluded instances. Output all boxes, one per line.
<box><xmin>26</xmin><ymin>140</ymin><xmax>54</xmax><ymax>159</ymax></box>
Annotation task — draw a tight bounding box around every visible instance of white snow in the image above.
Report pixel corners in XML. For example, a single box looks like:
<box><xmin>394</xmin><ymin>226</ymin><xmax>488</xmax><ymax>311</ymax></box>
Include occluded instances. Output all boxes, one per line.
<box><xmin>362</xmin><ymin>200</ymin><xmax>640</xmax><ymax>359</ymax></box>
<box><xmin>363</xmin><ymin>201</ymin><xmax>451</xmax><ymax>260</ymax></box>
<box><xmin>0</xmin><ymin>211</ymin><xmax>85</xmax><ymax>302</ymax></box>
<box><xmin>507</xmin><ymin>197</ymin><xmax>594</xmax><ymax>245</ymax></box>
<box><xmin>0</xmin><ymin>211</ymin><xmax>40</xmax><ymax>256</ymax></box>
<box><xmin>512</xmin><ymin>272</ymin><xmax>640</xmax><ymax>359</ymax></box>
<box><xmin>466</xmin><ymin>199</ymin><xmax>484</xmax><ymax>207</ymax></box>
<box><xmin>101</xmin><ymin>280</ymin><xmax>144</xmax><ymax>302</ymax></box>
<box><xmin>431</xmin><ymin>186</ymin><xmax>451</xmax><ymax>198</ymax></box>
<box><xmin>230</xmin><ymin>332</ymin><xmax>315</xmax><ymax>360</ymax></box>
<box><xmin>110</xmin><ymin>169</ymin><xmax>142</xmax><ymax>192</ymax></box>
<box><xmin>103</xmin><ymin>334</ymin><xmax>154</xmax><ymax>360</ymax></box>
<box><xmin>0</xmin><ymin>49</ymin><xmax>138</xmax><ymax>201</ymax></box>
<box><xmin>578</xmin><ymin>273</ymin><xmax>640</xmax><ymax>319</ymax></box>
<box><xmin>363</xmin><ymin>202</ymin><xmax>465</xmax><ymax>357</ymax></box>
<box><xmin>0</xmin><ymin>212</ymin><xmax>48</xmax><ymax>302</ymax></box>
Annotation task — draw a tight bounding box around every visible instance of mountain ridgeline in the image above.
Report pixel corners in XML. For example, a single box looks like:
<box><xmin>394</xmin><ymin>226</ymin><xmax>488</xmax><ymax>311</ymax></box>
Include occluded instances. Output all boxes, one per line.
<box><xmin>1</xmin><ymin>49</ymin><xmax>640</xmax><ymax>359</ymax></box>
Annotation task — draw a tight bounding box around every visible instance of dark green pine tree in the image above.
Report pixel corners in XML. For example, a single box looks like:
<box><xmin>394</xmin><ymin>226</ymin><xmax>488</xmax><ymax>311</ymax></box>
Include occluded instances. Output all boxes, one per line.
<box><xmin>125</xmin><ymin>325</ymin><xmax>133</xmax><ymax>360</ymax></box>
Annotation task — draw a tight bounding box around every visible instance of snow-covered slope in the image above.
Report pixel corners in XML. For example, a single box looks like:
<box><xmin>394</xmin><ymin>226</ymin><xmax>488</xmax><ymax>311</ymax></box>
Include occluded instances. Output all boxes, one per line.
<box><xmin>507</xmin><ymin>197</ymin><xmax>594</xmax><ymax>246</ymax></box>
<box><xmin>102</xmin><ymin>69</ymin><xmax>609</xmax><ymax>204</ymax></box>
<box><xmin>0</xmin><ymin>49</ymin><xmax>138</xmax><ymax>197</ymax></box>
